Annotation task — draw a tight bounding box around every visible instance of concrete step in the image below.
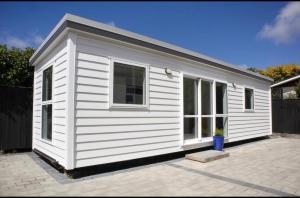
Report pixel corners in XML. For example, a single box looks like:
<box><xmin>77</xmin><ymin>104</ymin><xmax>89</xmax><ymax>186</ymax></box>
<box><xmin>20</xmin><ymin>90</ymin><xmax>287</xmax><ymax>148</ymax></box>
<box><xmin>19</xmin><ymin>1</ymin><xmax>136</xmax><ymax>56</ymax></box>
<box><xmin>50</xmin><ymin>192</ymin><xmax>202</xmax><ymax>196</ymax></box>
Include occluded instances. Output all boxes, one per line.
<box><xmin>185</xmin><ymin>150</ymin><xmax>229</xmax><ymax>163</ymax></box>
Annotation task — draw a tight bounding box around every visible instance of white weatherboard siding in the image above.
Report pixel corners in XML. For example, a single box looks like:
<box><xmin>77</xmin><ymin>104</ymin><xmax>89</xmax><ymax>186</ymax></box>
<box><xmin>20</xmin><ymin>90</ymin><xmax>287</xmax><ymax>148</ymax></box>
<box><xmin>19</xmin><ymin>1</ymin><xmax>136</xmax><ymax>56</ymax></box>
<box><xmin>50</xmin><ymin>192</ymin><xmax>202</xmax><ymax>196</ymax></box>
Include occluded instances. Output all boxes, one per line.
<box><xmin>32</xmin><ymin>39</ymin><xmax>68</xmax><ymax>167</ymax></box>
<box><xmin>227</xmin><ymin>84</ymin><xmax>271</xmax><ymax>141</ymax></box>
<box><xmin>73</xmin><ymin>33</ymin><xmax>271</xmax><ymax>168</ymax></box>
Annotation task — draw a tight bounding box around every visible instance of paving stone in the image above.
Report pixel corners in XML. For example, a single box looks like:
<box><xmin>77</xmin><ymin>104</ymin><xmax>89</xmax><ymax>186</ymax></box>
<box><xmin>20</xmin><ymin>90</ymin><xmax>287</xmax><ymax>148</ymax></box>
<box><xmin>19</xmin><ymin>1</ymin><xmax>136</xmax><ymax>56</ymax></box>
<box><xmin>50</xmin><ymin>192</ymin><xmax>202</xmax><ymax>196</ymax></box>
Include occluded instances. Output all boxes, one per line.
<box><xmin>1</xmin><ymin>136</ymin><xmax>300</xmax><ymax>196</ymax></box>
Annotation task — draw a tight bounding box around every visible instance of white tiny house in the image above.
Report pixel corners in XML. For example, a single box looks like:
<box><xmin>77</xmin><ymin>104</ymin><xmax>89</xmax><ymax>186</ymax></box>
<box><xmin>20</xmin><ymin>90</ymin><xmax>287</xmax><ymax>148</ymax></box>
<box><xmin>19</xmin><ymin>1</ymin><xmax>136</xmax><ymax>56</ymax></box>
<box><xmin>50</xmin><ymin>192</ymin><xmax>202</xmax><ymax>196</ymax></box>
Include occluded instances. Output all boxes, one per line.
<box><xmin>30</xmin><ymin>14</ymin><xmax>273</xmax><ymax>170</ymax></box>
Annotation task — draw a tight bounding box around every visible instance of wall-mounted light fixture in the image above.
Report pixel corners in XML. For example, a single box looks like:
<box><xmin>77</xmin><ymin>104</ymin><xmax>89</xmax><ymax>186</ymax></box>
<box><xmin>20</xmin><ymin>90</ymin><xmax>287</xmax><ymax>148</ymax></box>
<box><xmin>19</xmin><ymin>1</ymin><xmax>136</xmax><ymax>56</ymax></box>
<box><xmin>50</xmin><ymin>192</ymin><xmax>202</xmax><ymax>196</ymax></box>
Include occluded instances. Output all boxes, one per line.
<box><xmin>165</xmin><ymin>68</ymin><xmax>172</xmax><ymax>75</ymax></box>
<box><xmin>232</xmin><ymin>82</ymin><xmax>236</xmax><ymax>89</ymax></box>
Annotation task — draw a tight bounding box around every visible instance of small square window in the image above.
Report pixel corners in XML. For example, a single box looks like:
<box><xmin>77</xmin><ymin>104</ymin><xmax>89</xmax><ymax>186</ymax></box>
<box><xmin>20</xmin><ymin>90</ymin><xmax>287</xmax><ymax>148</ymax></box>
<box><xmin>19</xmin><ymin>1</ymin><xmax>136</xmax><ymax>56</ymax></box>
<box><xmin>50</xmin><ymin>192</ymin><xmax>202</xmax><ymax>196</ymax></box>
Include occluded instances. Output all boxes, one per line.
<box><xmin>113</xmin><ymin>62</ymin><xmax>146</xmax><ymax>105</ymax></box>
<box><xmin>245</xmin><ymin>88</ymin><xmax>254</xmax><ymax>110</ymax></box>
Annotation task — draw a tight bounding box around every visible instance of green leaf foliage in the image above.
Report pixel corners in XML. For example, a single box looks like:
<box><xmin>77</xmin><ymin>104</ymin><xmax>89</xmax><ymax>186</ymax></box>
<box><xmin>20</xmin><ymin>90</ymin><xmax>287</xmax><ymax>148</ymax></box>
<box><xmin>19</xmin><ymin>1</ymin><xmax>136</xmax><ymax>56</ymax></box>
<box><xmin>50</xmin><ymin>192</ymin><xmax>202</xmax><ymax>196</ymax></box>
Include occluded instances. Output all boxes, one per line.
<box><xmin>0</xmin><ymin>44</ymin><xmax>35</xmax><ymax>87</ymax></box>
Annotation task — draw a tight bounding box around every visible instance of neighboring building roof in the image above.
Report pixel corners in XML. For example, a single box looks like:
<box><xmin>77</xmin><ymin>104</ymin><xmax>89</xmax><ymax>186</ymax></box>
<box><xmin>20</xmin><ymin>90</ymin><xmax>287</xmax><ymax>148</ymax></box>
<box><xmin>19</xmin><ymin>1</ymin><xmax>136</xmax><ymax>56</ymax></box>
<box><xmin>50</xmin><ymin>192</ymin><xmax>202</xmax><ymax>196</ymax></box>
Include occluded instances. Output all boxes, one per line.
<box><xmin>30</xmin><ymin>13</ymin><xmax>273</xmax><ymax>82</ymax></box>
<box><xmin>271</xmin><ymin>75</ymin><xmax>300</xmax><ymax>88</ymax></box>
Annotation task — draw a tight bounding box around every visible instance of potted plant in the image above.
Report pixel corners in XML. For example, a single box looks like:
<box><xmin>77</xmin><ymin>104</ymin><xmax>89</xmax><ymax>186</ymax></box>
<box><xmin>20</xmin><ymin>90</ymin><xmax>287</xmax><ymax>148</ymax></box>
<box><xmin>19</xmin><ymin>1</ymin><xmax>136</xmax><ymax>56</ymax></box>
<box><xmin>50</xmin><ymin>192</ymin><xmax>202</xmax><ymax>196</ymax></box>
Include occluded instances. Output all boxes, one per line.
<box><xmin>213</xmin><ymin>128</ymin><xmax>224</xmax><ymax>151</ymax></box>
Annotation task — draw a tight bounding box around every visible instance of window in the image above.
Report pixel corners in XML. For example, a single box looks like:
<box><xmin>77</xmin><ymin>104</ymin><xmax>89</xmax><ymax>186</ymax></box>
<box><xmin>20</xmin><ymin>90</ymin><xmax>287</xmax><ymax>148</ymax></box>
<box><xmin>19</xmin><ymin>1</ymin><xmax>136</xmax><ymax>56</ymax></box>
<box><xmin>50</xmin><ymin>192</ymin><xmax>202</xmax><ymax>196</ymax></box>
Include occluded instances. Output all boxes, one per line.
<box><xmin>112</xmin><ymin>61</ymin><xmax>147</xmax><ymax>107</ymax></box>
<box><xmin>216</xmin><ymin>82</ymin><xmax>228</xmax><ymax>137</ymax></box>
<box><xmin>245</xmin><ymin>88</ymin><xmax>254</xmax><ymax>110</ymax></box>
<box><xmin>183</xmin><ymin>77</ymin><xmax>198</xmax><ymax>140</ymax></box>
<box><xmin>201</xmin><ymin>80</ymin><xmax>213</xmax><ymax>138</ymax></box>
<box><xmin>42</xmin><ymin>66</ymin><xmax>53</xmax><ymax>141</ymax></box>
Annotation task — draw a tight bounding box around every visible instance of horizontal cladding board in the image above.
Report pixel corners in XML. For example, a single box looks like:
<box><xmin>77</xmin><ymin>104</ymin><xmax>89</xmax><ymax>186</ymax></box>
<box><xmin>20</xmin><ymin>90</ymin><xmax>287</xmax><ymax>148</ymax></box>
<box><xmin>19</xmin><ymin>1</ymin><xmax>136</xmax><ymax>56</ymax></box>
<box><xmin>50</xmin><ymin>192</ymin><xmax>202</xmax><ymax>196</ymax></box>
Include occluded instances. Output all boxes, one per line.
<box><xmin>150</xmin><ymin>85</ymin><xmax>180</xmax><ymax>94</ymax></box>
<box><xmin>53</xmin><ymin>86</ymin><xmax>66</xmax><ymax>96</ymax></box>
<box><xmin>76</xmin><ymin>141</ymin><xmax>180</xmax><ymax>159</ymax></box>
<box><xmin>34</xmin><ymin>144</ymin><xmax>64</xmax><ymax>163</ymax></box>
<box><xmin>150</xmin><ymin>67</ymin><xmax>180</xmax><ymax>77</ymax></box>
<box><xmin>75</xmin><ymin>146</ymin><xmax>179</xmax><ymax>168</ymax></box>
<box><xmin>53</xmin><ymin>101</ymin><xmax>67</xmax><ymax>109</ymax></box>
<box><xmin>76</xmin><ymin>129</ymin><xmax>180</xmax><ymax>143</ymax></box>
<box><xmin>76</xmin><ymin>110</ymin><xmax>180</xmax><ymax>118</ymax></box>
<box><xmin>54</xmin><ymin>125</ymin><xmax>66</xmax><ymax>133</ymax></box>
<box><xmin>76</xmin><ymin>76</ymin><xmax>109</xmax><ymax>87</ymax></box>
<box><xmin>150</xmin><ymin>104</ymin><xmax>180</xmax><ymax>111</ymax></box>
<box><xmin>77</xmin><ymin>68</ymin><xmax>109</xmax><ymax>79</ymax></box>
<box><xmin>229</xmin><ymin>131</ymin><xmax>269</xmax><ymax>141</ymax></box>
<box><xmin>76</xmin><ymin>123</ymin><xmax>180</xmax><ymax>134</ymax></box>
<box><xmin>76</xmin><ymin>135</ymin><xmax>180</xmax><ymax>151</ymax></box>
<box><xmin>77</xmin><ymin>60</ymin><xmax>109</xmax><ymax>72</ymax></box>
<box><xmin>53</xmin><ymin>94</ymin><xmax>66</xmax><ymax>103</ymax></box>
<box><xmin>76</xmin><ymin>93</ymin><xmax>108</xmax><ymax>102</ymax></box>
<box><xmin>76</xmin><ymin>101</ymin><xmax>108</xmax><ymax>110</ymax></box>
<box><xmin>150</xmin><ymin>79</ymin><xmax>179</xmax><ymax>89</ymax></box>
<box><xmin>150</xmin><ymin>73</ymin><xmax>179</xmax><ymax>83</ymax></box>
<box><xmin>53</xmin><ymin>117</ymin><xmax>66</xmax><ymax>125</ymax></box>
<box><xmin>229</xmin><ymin>112</ymin><xmax>270</xmax><ymax>117</ymax></box>
<box><xmin>229</xmin><ymin>126</ymin><xmax>270</xmax><ymax>135</ymax></box>
<box><xmin>150</xmin><ymin>98</ymin><xmax>180</xmax><ymax>106</ymax></box>
<box><xmin>54</xmin><ymin>69</ymin><xmax>67</xmax><ymax>81</ymax></box>
<box><xmin>76</xmin><ymin>117</ymin><xmax>180</xmax><ymax>126</ymax></box>
<box><xmin>229</xmin><ymin>116</ymin><xmax>270</xmax><ymax>121</ymax></box>
<box><xmin>228</xmin><ymin>122</ymin><xmax>270</xmax><ymax>130</ymax></box>
<box><xmin>150</xmin><ymin>92</ymin><xmax>180</xmax><ymax>100</ymax></box>
<box><xmin>227</xmin><ymin>95</ymin><xmax>243</xmax><ymax>102</ymax></box>
<box><xmin>76</xmin><ymin>85</ymin><xmax>109</xmax><ymax>94</ymax></box>
<box><xmin>77</xmin><ymin>52</ymin><xmax>110</xmax><ymax>65</ymax></box>
<box><xmin>34</xmin><ymin>139</ymin><xmax>65</xmax><ymax>156</ymax></box>
<box><xmin>229</xmin><ymin>119</ymin><xmax>270</xmax><ymax>125</ymax></box>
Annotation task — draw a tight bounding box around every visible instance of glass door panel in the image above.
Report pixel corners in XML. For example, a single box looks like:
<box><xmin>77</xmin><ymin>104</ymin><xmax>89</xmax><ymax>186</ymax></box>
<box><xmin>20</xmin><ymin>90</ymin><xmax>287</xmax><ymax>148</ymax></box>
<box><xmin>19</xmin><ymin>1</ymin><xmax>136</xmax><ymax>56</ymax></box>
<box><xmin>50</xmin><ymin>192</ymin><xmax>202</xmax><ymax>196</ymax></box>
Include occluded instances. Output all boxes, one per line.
<box><xmin>183</xmin><ymin>77</ymin><xmax>198</xmax><ymax>140</ymax></box>
<box><xmin>201</xmin><ymin>80</ymin><xmax>213</xmax><ymax>139</ymax></box>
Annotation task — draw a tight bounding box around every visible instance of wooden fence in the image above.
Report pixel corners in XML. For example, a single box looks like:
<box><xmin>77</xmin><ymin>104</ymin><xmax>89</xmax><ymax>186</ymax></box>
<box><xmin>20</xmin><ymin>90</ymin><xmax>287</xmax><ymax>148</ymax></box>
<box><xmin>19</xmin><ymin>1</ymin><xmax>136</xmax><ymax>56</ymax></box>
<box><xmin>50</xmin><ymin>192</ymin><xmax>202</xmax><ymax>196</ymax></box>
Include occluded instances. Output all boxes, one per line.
<box><xmin>0</xmin><ymin>86</ymin><xmax>33</xmax><ymax>151</ymax></box>
<box><xmin>272</xmin><ymin>99</ymin><xmax>300</xmax><ymax>134</ymax></box>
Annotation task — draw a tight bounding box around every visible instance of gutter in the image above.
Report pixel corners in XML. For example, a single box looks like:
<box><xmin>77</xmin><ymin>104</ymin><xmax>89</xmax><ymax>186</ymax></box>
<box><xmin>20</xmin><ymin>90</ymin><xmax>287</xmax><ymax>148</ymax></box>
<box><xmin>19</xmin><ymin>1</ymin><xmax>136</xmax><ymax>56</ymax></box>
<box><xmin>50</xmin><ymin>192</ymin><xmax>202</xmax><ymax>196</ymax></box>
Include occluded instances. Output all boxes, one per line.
<box><xmin>30</xmin><ymin>13</ymin><xmax>273</xmax><ymax>83</ymax></box>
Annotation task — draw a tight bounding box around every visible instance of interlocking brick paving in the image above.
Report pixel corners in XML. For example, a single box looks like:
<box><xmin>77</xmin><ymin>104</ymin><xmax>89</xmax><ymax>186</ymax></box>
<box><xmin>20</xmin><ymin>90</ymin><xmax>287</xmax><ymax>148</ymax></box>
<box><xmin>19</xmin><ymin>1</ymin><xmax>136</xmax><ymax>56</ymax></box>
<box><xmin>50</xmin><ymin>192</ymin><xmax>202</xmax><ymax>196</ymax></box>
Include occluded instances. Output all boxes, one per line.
<box><xmin>0</xmin><ymin>136</ymin><xmax>299</xmax><ymax>196</ymax></box>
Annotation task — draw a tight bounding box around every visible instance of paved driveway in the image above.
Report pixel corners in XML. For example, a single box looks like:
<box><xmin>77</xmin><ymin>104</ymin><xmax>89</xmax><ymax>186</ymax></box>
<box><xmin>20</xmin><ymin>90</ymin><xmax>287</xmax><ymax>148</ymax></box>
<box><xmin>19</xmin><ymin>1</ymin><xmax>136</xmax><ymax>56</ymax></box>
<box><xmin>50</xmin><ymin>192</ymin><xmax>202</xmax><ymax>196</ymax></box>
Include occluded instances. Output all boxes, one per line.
<box><xmin>1</xmin><ymin>135</ymin><xmax>300</xmax><ymax>196</ymax></box>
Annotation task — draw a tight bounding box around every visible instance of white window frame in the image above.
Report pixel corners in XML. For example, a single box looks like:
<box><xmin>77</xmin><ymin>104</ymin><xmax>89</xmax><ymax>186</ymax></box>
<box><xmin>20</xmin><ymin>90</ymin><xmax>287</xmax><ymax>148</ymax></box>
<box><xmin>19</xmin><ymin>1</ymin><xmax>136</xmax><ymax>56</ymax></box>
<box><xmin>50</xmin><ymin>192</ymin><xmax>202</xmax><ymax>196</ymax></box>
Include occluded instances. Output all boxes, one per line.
<box><xmin>183</xmin><ymin>75</ymin><xmax>200</xmax><ymax>145</ymax></box>
<box><xmin>243</xmin><ymin>86</ymin><xmax>255</xmax><ymax>112</ymax></box>
<box><xmin>200</xmin><ymin>78</ymin><xmax>214</xmax><ymax>142</ymax></box>
<box><xmin>41</xmin><ymin>65</ymin><xmax>53</xmax><ymax>142</ymax></box>
<box><xmin>181</xmin><ymin>72</ymin><xmax>229</xmax><ymax>146</ymax></box>
<box><xmin>109</xmin><ymin>58</ymin><xmax>149</xmax><ymax>110</ymax></box>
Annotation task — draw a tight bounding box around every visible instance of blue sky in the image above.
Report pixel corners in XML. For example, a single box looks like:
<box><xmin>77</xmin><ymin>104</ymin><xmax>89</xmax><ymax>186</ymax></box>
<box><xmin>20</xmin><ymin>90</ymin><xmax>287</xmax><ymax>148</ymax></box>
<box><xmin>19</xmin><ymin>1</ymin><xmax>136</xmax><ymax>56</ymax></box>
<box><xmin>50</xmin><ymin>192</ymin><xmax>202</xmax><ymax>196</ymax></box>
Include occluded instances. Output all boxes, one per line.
<box><xmin>1</xmin><ymin>2</ymin><xmax>300</xmax><ymax>69</ymax></box>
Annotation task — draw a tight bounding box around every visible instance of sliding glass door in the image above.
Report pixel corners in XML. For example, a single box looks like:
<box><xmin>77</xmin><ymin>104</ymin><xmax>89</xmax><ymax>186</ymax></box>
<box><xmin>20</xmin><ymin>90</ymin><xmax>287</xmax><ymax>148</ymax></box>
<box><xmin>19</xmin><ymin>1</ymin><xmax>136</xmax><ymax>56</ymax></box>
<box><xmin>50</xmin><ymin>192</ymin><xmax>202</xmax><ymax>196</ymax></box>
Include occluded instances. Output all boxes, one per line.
<box><xmin>183</xmin><ymin>75</ymin><xmax>228</xmax><ymax>144</ymax></box>
<box><xmin>216</xmin><ymin>82</ymin><xmax>228</xmax><ymax>137</ymax></box>
<box><xmin>201</xmin><ymin>80</ymin><xmax>213</xmax><ymax>139</ymax></box>
<box><xmin>183</xmin><ymin>77</ymin><xmax>198</xmax><ymax>141</ymax></box>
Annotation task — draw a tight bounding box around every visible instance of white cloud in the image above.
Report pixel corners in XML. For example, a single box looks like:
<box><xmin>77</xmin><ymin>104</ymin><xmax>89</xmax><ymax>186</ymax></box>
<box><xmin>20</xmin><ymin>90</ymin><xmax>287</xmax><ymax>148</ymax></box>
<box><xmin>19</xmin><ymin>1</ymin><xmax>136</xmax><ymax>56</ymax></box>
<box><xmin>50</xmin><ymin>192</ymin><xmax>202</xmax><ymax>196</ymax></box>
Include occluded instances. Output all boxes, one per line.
<box><xmin>33</xmin><ymin>35</ymin><xmax>44</xmax><ymax>46</ymax></box>
<box><xmin>106</xmin><ymin>21</ymin><xmax>116</xmax><ymax>27</ymax></box>
<box><xmin>0</xmin><ymin>32</ymin><xmax>44</xmax><ymax>49</ymax></box>
<box><xmin>258</xmin><ymin>2</ymin><xmax>300</xmax><ymax>44</ymax></box>
<box><xmin>4</xmin><ymin>36</ymin><xmax>30</xmax><ymax>49</ymax></box>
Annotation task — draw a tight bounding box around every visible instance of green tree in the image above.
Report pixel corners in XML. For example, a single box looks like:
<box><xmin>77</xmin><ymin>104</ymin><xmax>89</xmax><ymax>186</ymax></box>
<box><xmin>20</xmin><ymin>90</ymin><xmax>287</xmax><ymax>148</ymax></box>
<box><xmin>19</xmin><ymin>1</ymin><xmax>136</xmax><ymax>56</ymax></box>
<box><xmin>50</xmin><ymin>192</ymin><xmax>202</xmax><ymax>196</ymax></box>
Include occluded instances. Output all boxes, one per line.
<box><xmin>0</xmin><ymin>44</ymin><xmax>35</xmax><ymax>87</ymax></box>
<box><xmin>247</xmin><ymin>67</ymin><xmax>261</xmax><ymax>73</ymax></box>
<box><xmin>259</xmin><ymin>64</ymin><xmax>300</xmax><ymax>83</ymax></box>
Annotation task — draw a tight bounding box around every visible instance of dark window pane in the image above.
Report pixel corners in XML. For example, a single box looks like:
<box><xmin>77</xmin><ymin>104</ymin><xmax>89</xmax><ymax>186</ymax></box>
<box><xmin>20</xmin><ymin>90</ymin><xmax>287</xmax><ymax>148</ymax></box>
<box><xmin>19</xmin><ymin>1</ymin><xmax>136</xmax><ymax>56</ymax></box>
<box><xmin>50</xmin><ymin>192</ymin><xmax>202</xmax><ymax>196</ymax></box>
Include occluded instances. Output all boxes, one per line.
<box><xmin>113</xmin><ymin>62</ymin><xmax>145</xmax><ymax>105</ymax></box>
<box><xmin>201</xmin><ymin>81</ymin><xmax>212</xmax><ymax>115</ymax></box>
<box><xmin>42</xmin><ymin>104</ymin><xmax>52</xmax><ymax>141</ymax></box>
<box><xmin>184</xmin><ymin>78</ymin><xmax>198</xmax><ymax>115</ymax></box>
<box><xmin>184</xmin><ymin>117</ymin><xmax>198</xmax><ymax>140</ymax></box>
<box><xmin>216</xmin><ymin>117</ymin><xmax>228</xmax><ymax>137</ymax></box>
<box><xmin>202</xmin><ymin>117</ymin><xmax>212</xmax><ymax>138</ymax></box>
<box><xmin>42</xmin><ymin>66</ymin><xmax>53</xmax><ymax>101</ymax></box>
<box><xmin>245</xmin><ymin>88</ymin><xmax>254</xmax><ymax>109</ymax></box>
<box><xmin>216</xmin><ymin>82</ymin><xmax>227</xmax><ymax>114</ymax></box>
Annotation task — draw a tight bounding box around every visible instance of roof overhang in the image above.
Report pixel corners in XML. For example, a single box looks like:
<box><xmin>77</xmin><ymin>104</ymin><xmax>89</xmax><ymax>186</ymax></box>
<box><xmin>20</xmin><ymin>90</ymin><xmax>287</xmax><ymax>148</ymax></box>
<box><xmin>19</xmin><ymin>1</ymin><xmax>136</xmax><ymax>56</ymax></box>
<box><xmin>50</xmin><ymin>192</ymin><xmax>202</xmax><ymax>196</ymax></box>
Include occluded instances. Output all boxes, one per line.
<box><xmin>30</xmin><ymin>13</ymin><xmax>273</xmax><ymax>83</ymax></box>
<box><xmin>271</xmin><ymin>75</ymin><xmax>300</xmax><ymax>87</ymax></box>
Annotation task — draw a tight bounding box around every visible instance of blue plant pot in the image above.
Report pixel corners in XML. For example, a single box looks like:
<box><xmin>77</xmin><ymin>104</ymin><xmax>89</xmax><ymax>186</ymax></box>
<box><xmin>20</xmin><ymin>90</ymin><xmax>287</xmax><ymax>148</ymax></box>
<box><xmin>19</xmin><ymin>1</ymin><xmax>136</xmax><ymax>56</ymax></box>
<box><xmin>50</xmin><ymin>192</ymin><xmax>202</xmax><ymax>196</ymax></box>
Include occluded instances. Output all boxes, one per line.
<box><xmin>213</xmin><ymin>136</ymin><xmax>224</xmax><ymax>151</ymax></box>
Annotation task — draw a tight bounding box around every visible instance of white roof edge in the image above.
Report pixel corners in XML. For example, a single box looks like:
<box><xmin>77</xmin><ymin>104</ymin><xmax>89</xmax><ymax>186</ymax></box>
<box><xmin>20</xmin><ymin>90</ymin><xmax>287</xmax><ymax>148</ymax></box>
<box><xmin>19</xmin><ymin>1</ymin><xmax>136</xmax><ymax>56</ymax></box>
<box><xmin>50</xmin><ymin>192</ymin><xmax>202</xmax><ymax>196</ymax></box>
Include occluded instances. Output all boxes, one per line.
<box><xmin>271</xmin><ymin>75</ymin><xmax>300</xmax><ymax>87</ymax></box>
<box><xmin>30</xmin><ymin>13</ymin><xmax>273</xmax><ymax>82</ymax></box>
